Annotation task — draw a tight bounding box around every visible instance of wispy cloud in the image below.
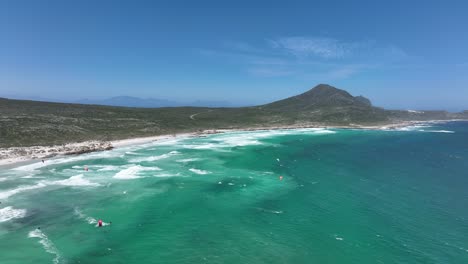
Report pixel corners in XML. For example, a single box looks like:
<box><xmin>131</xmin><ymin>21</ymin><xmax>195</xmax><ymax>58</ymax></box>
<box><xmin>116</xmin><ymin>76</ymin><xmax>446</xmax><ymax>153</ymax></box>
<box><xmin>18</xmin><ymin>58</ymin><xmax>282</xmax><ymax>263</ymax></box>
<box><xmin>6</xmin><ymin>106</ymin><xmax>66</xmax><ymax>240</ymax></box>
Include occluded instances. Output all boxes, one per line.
<box><xmin>198</xmin><ymin>36</ymin><xmax>408</xmax><ymax>81</ymax></box>
<box><xmin>269</xmin><ymin>37</ymin><xmax>362</xmax><ymax>59</ymax></box>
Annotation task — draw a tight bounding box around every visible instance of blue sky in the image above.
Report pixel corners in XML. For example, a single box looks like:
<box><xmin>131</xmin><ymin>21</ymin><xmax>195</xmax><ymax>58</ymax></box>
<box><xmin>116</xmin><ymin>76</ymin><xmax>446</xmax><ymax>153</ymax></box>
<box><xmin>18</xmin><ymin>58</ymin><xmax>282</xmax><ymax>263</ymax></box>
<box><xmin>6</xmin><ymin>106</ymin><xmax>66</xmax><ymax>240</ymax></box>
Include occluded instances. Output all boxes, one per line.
<box><xmin>1</xmin><ymin>0</ymin><xmax>467</xmax><ymax>110</ymax></box>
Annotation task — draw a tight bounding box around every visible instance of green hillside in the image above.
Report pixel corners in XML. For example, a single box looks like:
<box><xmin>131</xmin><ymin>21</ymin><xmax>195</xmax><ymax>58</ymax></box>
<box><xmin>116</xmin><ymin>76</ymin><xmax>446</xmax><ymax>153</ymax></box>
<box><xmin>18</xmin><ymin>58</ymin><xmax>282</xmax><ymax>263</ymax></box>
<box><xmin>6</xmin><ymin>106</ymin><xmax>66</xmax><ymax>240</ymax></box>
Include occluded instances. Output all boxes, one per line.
<box><xmin>1</xmin><ymin>84</ymin><xmax>466</xmax><ymax>148</ymax></box>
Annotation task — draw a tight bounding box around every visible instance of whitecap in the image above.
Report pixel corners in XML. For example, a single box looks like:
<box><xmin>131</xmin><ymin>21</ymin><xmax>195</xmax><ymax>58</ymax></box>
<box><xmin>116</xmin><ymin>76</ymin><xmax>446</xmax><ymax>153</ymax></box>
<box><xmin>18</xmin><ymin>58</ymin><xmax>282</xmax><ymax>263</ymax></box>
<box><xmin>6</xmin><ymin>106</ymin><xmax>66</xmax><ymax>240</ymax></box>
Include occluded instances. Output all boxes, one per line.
<box><xmin>28</xmin><ymin>229</ymin><xmax>61</xmax><ymax>264</ymax></box>
<box><xmin>154</xmin><ymin>173</ymin><xmax>181</xmax><ymax>177</ymax></box>
<box><xmin>176</xmin><ymin>158</ymin><xmax>201</xmax><ymax>163</ymax></box>
<box><xmin>183</xmin><ymin>128</ymin><xmax>336</xmax><ymax>150</ymax></box>
<box><xmin>0</xmin><ymin>183</ymin><xmax>47</xmax><ymax>199</ymax></box>
<box><xmin>189</xmin><ymin>168</ymin><xmax>211</xmax><ymax>175</ymax></box>
<box><xmin>0</xmin><ymin>206</ymin><xmax>27</xmax><ymax>222</ymax></box>
<box><xmin>14</xmin><ymin>150</ymin><xmax>123</xmax><ymax>172</ymax></box>
<box><xmin>53</xmin><ymin>174</ymin><xmax>100</xmax><ymax>187</ymax></box>
<box><xmin>256</xmin><ymin>207</ymin><xmax>283</xmax><ymax>214</ymax></box>
<box><xmin>96</xmin><ymin>165</ymin><xmax>121</xmax><ymax>171</ymax></box>
<box><xmin>113</xmin><ymin>165</ymin><xmax>161</xmax><ymax>180</ymax></box>
<box><xmin>425</xmin><ymin>130</ymin><xmax>455</xmax><ymax>133</ymax></box>
<box><xmin>13</xmin><ymin>162</ymin><xmax>49</xmax><ymax>172</ymax></box>
<box><xmin>129</xmin><ymin>152</ymin><xmax>179</xmax><ymax>163</ymax></box>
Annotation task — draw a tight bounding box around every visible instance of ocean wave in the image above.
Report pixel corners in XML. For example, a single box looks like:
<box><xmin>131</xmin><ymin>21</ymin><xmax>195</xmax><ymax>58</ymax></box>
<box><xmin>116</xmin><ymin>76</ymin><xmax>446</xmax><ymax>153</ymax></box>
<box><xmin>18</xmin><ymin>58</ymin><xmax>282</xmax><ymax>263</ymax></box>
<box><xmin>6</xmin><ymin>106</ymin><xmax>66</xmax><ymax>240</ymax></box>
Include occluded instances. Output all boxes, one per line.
<box><xmin>53</xmin><ymin>174</ymin><xmax>100</xmax><ymax>187</ymax></box>
<box><xmin>255</xmin><ymin>207</ymin><xmax>283</xmax><ymax>214</ymax></box>
<box><xmin>176</xmin><ymin>158</ymin><xmax>201</xmax><ymax>163</ymax></box>
<box><xmin>13</xmin><ymin>150</ymin><xmax>123</xmax><ymax>172</ymax></box>
<box><xmin>182</xmin><ymin>143</ymin><xmax>229</xmax><ymax>150</ymax></box>
<box><xmin>154</xmin><ymin>173</ymin><xmax>182</xmax><ymax>177</ymax></box>
<box><xmin>129</xmin><ymin>151</ymin><xmax>179</xmax><ymax>163</ymax></box>
<box><xmin>28</xmin><ymin>229</ymin><xmax>61</xmax><ymax>264</ymax></box>
<box><xmin>0</xmin><ymin>183</ymin><xmax>47</xmax><ymax>199</ymax></box>
<box><xmin>13</xmin><ymin>162</ymin><xmax>49</xmax><ymax>172</ymax></box>
<box><xmin>183</xmin><ymin>128</ymin><xmax>336</xmax><ymax>150</ymax></box>
<box><xmin>114</xmin><ymin>165</ymin><xmax>161</xmax><ymax>180</ymax></box>
<box><xmin>424</xmin><ymin>130</ymin><xmax>455</xmax><ymax>133</ymax></box>
<box><xmin>21</xmin><ymin>174</ymin><xmax>45</xmax><ymax>179</ymax></box>
<box><xmin>96</xmin><ymin>165</ymin><xmax>122</xmax><ymax>171</ymax></box>
<box><xmin>189</xmin><ymin>168</ymin><xmax>211</xmax><ymax>175</ymax></box>
<box><xmin>0</xmin><ymin>206</ymin><xmax>27</xmax><ymax>222</ymax></box>
<box><xmin>0</xmin><ymin>174</ymin><xmax>100</xmax><ymax>200</ymax></box>
<box><xmin>390</xmin><ymin>125</ymin><xmax>431</xmax><ymax>131</ymax></box>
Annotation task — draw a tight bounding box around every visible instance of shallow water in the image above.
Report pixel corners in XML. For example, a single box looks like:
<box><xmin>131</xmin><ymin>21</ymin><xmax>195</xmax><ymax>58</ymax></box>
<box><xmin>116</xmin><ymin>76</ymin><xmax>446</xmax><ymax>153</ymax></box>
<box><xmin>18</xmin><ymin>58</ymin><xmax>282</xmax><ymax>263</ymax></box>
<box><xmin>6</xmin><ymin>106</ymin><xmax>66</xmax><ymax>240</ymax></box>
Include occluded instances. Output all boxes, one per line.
<box><xmin>1</xmin><ymin>124</ymin><xmax>468</xmax><ymax>263</ymax></box>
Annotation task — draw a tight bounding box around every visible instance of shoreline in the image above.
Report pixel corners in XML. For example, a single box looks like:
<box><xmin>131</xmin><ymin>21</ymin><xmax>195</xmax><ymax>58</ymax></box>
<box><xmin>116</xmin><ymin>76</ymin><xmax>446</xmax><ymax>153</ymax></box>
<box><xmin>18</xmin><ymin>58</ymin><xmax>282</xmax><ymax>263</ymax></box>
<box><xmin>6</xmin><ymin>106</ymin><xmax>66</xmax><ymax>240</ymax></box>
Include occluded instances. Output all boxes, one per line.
<box><xmin>1</xmin><ymin>119</ymin><xmax>465</xmax><ymax>168</ymax></box>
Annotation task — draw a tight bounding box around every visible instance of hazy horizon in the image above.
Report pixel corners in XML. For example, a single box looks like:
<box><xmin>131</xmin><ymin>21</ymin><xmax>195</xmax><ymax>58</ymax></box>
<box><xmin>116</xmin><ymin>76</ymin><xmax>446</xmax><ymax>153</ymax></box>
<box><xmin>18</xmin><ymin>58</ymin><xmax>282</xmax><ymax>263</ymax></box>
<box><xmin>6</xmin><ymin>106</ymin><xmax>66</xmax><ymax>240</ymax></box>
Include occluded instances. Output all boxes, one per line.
<box><xmin>1</xmin><ymin>1</ymin><xmax>467</xmax><ymax>110</ymax></box>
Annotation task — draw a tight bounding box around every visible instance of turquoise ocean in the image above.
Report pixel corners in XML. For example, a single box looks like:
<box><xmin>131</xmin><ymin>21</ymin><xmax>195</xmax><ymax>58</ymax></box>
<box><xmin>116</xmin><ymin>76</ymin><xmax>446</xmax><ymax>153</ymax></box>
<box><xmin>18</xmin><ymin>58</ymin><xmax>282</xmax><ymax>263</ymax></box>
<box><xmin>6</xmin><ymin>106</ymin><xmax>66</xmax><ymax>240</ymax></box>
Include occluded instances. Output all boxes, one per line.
<box><xmin>1</xmin><ymin>122</ymin><xmax>467</xmax><ymax>263</ymax></box>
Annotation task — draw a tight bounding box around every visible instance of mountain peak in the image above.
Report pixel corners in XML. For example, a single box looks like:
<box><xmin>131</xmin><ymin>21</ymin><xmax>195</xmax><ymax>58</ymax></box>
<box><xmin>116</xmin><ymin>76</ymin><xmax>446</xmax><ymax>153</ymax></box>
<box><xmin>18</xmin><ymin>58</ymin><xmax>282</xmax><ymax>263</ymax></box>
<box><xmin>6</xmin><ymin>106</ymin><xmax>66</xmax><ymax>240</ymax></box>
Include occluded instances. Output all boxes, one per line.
<box><xmin>264</xmin><ymin>84</ymin><xmax>375</xmax><ymax>112</ymax></box>
<box><xmin>301</xmin><ymin>84</ymin><xmax>353</xmax><ymax>98</ymax></box>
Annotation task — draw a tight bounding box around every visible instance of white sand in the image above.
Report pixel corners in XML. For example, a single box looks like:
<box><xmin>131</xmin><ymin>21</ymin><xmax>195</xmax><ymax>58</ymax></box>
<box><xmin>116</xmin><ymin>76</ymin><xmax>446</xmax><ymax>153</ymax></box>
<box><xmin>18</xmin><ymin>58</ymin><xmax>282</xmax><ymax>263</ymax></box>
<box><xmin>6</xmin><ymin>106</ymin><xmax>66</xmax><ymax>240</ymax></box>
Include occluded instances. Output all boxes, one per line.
<box><xmin>1</xmin><ymin>119</ymin><xmax>464</xmax><ymax>168</ymax></box>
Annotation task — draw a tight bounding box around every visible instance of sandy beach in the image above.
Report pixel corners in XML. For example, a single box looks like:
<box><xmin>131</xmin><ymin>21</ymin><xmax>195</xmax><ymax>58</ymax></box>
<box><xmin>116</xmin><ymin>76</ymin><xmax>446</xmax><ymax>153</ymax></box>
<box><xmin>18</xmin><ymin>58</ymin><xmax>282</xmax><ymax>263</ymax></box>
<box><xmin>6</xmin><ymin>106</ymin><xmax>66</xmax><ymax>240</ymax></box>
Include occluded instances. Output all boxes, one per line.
<box><xmin>0</xmin><ymin>119</ymin><xmax>464</xmax><ymax>168</ymax></box>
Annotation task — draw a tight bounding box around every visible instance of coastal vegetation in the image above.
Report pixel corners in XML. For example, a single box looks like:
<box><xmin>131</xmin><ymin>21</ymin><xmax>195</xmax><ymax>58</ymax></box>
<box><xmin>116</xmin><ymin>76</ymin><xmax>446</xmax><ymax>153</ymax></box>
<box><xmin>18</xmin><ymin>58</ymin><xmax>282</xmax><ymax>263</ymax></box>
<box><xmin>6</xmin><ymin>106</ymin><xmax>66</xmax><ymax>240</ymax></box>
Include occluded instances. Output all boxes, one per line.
<box><xmin>1</xmin><ymin>84</ymin><xmax>467</xmax><ymax>148</ymax></box>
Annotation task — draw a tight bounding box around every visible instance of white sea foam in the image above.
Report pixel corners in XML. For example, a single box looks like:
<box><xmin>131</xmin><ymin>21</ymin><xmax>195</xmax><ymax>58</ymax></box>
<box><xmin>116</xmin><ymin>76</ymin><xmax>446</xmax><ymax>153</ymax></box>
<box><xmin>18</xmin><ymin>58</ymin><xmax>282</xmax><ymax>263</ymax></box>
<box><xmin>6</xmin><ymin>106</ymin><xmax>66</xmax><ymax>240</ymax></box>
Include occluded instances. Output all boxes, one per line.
<box><xmin>183</xmin><ymin>128</ymin><xmax>336</xmax><ymax>150</ymax></box>
<box><xmin>0</xmin><ymin>183</ymin><xmax>47</xmax><ymax>199</ymax></box>
<box><xmin>189</xmin><ymin>168</ymin><xmax>211</xmax><ymax>175</ymax></box>
<box><xmin>425</xmin><ymin>130</ymin><xmax>455</xmax><ymax>133</ymax></box>
<box><xmin>176</xmin><ymin>158</ymin><xmax>201</xmax><ymax>163</ymax></box>
<box><xmin>13</xmin><ymin>150</ymin><xmax>123</xmax><ymax>172</ymax></box>
<box><xmin>392</xmin><ymin>125</ymin><xmax>432</xmax><ymax>132</ymax></box>
<box><xmin>53</xmin><ymin>174</ymin><xmax>100</xmax><ymax>187</ymax></box>
<box><xmin>129</xmin><ymin>151</ymin><xmax>179</xmax><ymax>163</ymax></box>
<box><xmin>114</xmin><ymin>166</ymin><xmax>143</xmax><ymax>179</ymax></box>
<box><xmin>256</xmin><ymin>207</ymin><xmax>283</xmax><ymax>214</ymax></box>
<box><xmin>0</xmin><ymin>177</ymin><xmax>8</xmax><ymax>182</ymax></box>
<box><xmin>74</xmin><ymin>208</ymin><xmax>111</xmax><ymax>227</ymax></box>
<box><xmin>393</xmin><ymin>125</ymin><xmax>455</xmax><ymax>134</ymax></box>
<box><xmin>182</xmin><ymin>143</ymin><xmax>228</xmax><ymax>150</ymax></box>
<box><xmin>0</xmin><ymin>206</ymin><xmax>27</xmax><ymax>222</ymax></box>
<box><xmin>28</xmin><ymin>229</ymin><xmax>61</xmax><ymax>264</ymax></box>
<box><xmin>13</xmin><ymin>162</ymin><xmax>49</xmax><ymax>172</ymax></box>
<box><xmin>154</xmin><ymin>173</ymin><xmax>181</xmax><ymax>177</ymax></box>
<box><xmin>114</xmin><ymin>165</ymin><xmax>161</xmax><ymax>179</ymax></box>
<box><xmin>96</xmin><ymin>165</ymin><xmax>121</xmax><ymax>171</ymax></box>
<box><xmin>0</xmin><ymin>174</ymin><xmax>100</xmax><ymax>199</ymax></box>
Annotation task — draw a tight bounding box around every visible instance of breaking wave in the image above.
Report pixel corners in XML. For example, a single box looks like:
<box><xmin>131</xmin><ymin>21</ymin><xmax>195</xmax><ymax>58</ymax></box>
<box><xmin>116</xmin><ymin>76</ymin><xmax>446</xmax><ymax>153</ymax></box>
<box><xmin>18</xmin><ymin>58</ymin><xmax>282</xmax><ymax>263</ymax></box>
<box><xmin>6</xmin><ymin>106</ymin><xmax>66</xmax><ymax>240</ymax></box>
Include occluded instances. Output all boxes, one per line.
<box><xmin>114</xmin><ymin>165</ymin><xmax>161</xmax><ymax>180</ymax></box>
<box><xmin>0</xmin><ymin>183</ymin><xmax>47</xmax><ymax>200</ymax></box>
<box><xmin>53</xmin><ymin>174</ymin><xmax>100</xmax><ymax>187</ymax></box>
<box><xmin>0</xmin><ymin>206</ymin><xmax>27</xmax><ymax>222</ymax></box>
<box><xmin>28</xmin><ymin>229</ymin><xmax>61</xmax><ymax>264</ymax></box>
<box><xmin>129</xmin><ymin>151</ymin><xmax>179</xmax><ymax>163</ymax></box>
<box><xmin>189</xmin><ymin>168</ymin><xmax>211</xmax><ymax>175</ymax></box>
